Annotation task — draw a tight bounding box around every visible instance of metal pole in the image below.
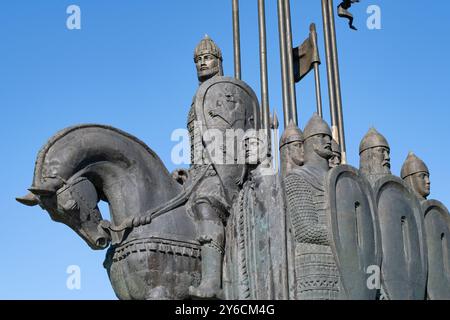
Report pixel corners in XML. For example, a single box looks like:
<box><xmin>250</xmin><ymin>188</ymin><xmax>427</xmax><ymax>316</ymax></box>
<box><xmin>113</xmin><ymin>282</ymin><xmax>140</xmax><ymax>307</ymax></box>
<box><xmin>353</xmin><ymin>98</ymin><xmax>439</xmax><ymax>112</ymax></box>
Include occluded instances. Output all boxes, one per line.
<box><xmin>271</xmin><ymin>111</ymin><xmax>280</xmax><ymax>173</ymax></box>
<box><xmin>283</xmin><ymin>0</ymin><xmax>298</xmax><ymax>126</ymax></box>
<box><xmin>310</xmin><ymin>23</ymin><xmax>323</xmax><ymax>118</ymax></box>
<box><xmin>327</xmin><ymin>0</ymin><xmax>347</xmax><ymax>164</ymax></box>
<box><xmin>232</xmin><ymin>0</ymin><xmax>242</xmax><ymax>80</ymax></box>
<box><xmin>313</xmin><ymin>62</ymin><xmax>323</xmax><ymax>118</ymax></box>
<box><xmin>277</xmin><ymin>0</ymin><xmax>291</xmax><ymax>128</ymax></box>
<box><xmin>321</xmin><ymin>0</ymin><xmax>339</xmax><ymax>143</ymax></box>
<box><xmin>258</xmin><ymin>0</ymin><xmax>271</xmax><ymax>155</ymax></box>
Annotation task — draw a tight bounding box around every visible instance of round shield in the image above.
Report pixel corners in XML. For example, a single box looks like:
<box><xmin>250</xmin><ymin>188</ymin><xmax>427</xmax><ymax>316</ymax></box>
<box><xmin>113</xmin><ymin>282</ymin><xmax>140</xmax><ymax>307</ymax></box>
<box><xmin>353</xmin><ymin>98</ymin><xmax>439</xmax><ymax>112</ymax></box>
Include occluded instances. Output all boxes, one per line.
<box><xmin>194</xmin><ymin>76</ymin><xmax>261</xmax><ymax>203</ymax></box>
<box><xmin>373</xmin><ymin>175</ymin><xmax>427</xmax><ymax>300</ymax></box>
<box><xmin>326</xmin><ymin>165</ymin><xmax>381</xmax><ymax>300</ymax></box>
<box><xmin>422</xmin><ymin>200</ymin><xmax>450</xmax><ymax>300</ymax></box>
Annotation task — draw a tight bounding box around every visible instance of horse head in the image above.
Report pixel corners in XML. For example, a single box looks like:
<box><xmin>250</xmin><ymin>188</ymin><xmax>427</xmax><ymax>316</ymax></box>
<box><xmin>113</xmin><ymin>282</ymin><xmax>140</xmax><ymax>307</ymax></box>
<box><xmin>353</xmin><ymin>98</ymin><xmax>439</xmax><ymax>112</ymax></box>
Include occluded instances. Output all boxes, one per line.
<box><xmin>16</xmin><ymin>124</ymin><xmax>183</xmax><ymax>250</ymax></box>
<box><xmin>18</xmin><ymin>174</ymin><xmax>110</xmax><ymax>250</ymax></box>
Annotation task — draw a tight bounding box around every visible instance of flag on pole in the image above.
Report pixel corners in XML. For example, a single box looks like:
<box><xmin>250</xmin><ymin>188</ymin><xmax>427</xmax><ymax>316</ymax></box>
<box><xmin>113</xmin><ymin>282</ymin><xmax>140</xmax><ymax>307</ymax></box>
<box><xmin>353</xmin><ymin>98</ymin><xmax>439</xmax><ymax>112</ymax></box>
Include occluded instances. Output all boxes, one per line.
<box><xmin>293</xmin><ymin>23</ymin><xmax>321</xmax><ymax>83</ymax></box>
<box><xmin>337</xmin><ymin>0</ymin><xmax>360</xmax><ymax>30</ymax></box>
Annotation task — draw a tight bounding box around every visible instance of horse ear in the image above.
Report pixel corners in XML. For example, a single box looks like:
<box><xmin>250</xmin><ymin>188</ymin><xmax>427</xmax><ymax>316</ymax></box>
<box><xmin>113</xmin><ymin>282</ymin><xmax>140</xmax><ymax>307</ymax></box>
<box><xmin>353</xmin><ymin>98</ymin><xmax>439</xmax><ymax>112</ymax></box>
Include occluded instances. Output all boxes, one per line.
<box><xmin>28</xmin><ymin>187</ymin><xmax>55</xmax><ymax>196</ymax></box>
<box><xmin>16</xmin><ymin>192</ymin><xmax>39</xmax><ymax>207</ymax></box>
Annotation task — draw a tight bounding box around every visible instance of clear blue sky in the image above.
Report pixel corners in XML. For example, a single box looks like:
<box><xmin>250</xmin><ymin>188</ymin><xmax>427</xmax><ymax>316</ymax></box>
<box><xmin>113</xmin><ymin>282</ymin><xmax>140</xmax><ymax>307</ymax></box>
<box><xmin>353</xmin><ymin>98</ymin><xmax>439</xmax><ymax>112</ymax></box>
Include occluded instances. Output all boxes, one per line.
<box><xmin>0</xmin><ymin>1</ymin><xmax>449</xmax><ymax>299</ymax></box>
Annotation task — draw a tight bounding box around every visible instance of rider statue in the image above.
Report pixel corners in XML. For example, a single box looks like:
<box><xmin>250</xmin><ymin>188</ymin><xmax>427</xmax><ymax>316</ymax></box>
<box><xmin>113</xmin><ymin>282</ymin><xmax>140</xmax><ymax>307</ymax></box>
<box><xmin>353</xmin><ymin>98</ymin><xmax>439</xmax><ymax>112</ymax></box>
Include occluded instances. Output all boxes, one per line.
<box><xmin>178</xmin><ymin>35</ymin><xmax>229</xmax><ymax>298</ymax></box>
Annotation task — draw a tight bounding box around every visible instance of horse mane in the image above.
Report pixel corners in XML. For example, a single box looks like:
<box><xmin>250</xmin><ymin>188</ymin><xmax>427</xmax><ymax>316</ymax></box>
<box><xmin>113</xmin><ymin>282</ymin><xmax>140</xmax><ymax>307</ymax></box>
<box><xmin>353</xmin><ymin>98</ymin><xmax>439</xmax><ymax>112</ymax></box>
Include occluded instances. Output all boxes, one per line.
<box><xmin>33</xmin><ymin>124</ymin><xmax>169</xmax><ymax>185</ymax></box>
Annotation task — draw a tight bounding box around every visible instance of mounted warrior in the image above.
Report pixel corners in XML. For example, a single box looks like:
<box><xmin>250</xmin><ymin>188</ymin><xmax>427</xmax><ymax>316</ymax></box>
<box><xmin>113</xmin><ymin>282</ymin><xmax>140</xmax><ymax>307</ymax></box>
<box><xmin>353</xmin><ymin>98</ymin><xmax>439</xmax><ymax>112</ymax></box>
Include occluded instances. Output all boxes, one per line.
<box><xmin>179</xmin><ymin>36</ymin><xmax>260</xmax><ymax>298</ymax></box>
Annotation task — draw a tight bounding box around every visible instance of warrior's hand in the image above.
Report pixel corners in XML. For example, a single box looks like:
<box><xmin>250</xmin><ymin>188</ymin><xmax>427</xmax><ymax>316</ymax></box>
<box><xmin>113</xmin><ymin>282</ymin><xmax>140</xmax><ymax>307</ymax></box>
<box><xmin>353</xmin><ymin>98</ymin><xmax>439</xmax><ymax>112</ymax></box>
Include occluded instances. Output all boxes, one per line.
<box><xmin>235</xmin><ymin>168</ymin><xmax>247</xmax><ymax>187</ymax></box>
<box><xmin>171</xmin><ymin>168</ymin><xmax>189</xmax><ymax>185</ymax></box>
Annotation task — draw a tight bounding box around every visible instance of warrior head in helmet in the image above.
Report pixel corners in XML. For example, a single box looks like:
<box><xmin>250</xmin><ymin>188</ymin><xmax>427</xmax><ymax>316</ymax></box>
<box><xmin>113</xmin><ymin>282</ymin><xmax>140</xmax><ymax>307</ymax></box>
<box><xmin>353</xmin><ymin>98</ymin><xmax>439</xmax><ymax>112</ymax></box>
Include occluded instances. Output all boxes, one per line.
<box><xmin>359</xmin><ymin>127</ymin><xmax>391</xmax><ymax>183</ymax></box>
<box><xmin>194</xmin><ymin>35</ymin><xmax>224</xmax><ymax>83</ymax></box>
<box><xmin>329</xmin><ymin>139</ymin><xmax>342</xmax><ymax>168</ymax></box>
<box><xmin>401</xmin><ymin>152</ymin><xmax>431</xmax><ymax>200</ymax></box>
<box><xmin>279</xmin><ymin>120</ymin><xmax>304</xmax><ymax>176</ymax></box>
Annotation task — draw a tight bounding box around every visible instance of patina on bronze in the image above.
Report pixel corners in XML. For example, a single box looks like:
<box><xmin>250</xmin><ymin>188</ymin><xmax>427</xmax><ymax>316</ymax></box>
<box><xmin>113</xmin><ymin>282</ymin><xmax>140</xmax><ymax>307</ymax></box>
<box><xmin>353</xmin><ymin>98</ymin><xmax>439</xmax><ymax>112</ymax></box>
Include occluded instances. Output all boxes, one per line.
<box><xmin>401</xmin><ymin>154</ymin><xmax>450</xmax><ymax>300</ymax></box>
<box><xmin>16</xmin><ymin>2</ymin><xmax>450</xmax><ymax>301</ymax></box>
<box><xmin>359</xmin><ymin>130</ymin><xmax>427</xmax><ymax>300</ymax></box>
<box><xmin>284</xmin><ymin>113</ymin><xmax>342</xmax><ymax>300</ymax></box>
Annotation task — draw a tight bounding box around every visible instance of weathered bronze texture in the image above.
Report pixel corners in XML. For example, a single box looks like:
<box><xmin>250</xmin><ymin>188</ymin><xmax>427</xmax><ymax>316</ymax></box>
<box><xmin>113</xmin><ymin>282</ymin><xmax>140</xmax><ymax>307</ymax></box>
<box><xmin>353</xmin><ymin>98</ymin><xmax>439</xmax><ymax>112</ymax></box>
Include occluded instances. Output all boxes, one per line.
<box><xmin>16</xmin><ymin>4</ymin><xmax>450</xmax><ymax>301</ymax></box>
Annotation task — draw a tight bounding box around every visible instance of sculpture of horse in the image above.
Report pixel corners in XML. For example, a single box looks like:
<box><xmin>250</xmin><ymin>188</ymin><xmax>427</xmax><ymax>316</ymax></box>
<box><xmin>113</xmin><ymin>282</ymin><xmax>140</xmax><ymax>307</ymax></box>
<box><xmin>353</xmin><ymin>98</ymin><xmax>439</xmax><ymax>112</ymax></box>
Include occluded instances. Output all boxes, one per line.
<box><xmin>16</xmin><ymin>124</ymin><xmax>202</xmax><ymax>300</ymax></box>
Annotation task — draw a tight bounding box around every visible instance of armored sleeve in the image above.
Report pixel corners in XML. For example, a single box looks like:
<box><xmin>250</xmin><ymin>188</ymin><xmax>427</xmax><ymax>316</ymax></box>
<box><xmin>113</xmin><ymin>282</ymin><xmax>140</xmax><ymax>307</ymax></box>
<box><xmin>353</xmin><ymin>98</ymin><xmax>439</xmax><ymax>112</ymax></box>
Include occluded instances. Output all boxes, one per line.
<box><xmin>284</xmin><ymin>173</ymin><xmax>329</xmax><ymax>245</ymax></box>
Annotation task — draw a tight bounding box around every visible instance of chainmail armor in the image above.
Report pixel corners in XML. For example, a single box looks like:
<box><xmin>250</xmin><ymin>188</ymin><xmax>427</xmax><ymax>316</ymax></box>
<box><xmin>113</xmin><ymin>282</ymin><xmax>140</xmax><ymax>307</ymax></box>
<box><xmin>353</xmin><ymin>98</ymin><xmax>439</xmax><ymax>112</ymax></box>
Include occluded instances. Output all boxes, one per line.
<box><xmin>284</xmin><ymin>173</ymin><xmax>329</xmax><ymax>245</ymax></box>
<box><xmin>284</xmin><ymin>170</ymin><xmax>340</xmax><ymax>300</ymax></box>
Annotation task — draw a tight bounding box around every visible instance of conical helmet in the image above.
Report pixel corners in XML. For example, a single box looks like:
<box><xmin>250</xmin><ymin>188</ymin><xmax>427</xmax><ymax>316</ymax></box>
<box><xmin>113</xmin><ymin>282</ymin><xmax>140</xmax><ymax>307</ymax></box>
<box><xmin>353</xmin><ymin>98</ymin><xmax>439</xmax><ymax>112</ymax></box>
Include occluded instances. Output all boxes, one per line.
<box><xmin>194</xmin><ymin>35</ymin><xmax>223</xmax><ymax>61</ymax></box>
<box><xmin>303</xmin><ymin>113</ymin><xmax>332</xmax><ymax>141</ymax></box>
<box><xmin>280</xmin><ymin>120</ymin><xmax>303</xmax><ymax>149</ymax></box>
<box><xmin>401</xmin><ymin>152</ymin><xmax>429</xmax><ymax>179</ymax></box>
<box><xmin>359</xmin><ymin>127</ymin><xmax>390</xmax><ymax>154</ymax></box>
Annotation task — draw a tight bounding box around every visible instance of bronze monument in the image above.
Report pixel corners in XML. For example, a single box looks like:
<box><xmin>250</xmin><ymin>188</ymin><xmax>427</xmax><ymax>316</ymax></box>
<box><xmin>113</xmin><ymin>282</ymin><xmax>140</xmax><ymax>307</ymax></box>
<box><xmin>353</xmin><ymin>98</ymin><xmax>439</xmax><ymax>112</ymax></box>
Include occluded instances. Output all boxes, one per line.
<box><xmin>16</xmin><ymin>0</ymin><xmax>449</xmax><ymax>300</ymax></box>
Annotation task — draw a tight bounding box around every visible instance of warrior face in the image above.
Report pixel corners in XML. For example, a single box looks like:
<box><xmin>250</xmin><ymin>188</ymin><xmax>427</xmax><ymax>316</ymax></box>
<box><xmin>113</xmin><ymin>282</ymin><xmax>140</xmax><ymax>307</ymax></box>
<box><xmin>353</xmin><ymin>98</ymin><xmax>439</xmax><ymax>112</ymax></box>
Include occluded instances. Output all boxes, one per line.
<box><xmin>409</xmin><ymin>172</ymin><xmax>431</xmax><ymax>199</ymax></box>
<box><xmin>244</xmin><ymin>136</ymin><xmax>267</xmax><ymax>165</ymax></box>
<box><xmin>310</xmin><ymin>134</ymin><xmax>333</xmax><ymax>160</ymax></box>
<box><xmin>329</xmin><ymin>151</ymin><xmax>341</xmax><ymax>168</ymax></box>
<box><xmin>360</xmin><ymin>146</ymin><xmax>391</xmax><ymax>175</ymax></box>
<box><xmin>373</xmin><ymin>146</ymin><xmax>391</xmax><ymax>171</ymax></box>
<box><xmin>287</xmin><ymin>141</ymin><xmax>304</xmax><ymax>167</ymax></box>
<box><xmin>196</xmin><ymin>53</ymin><xmax>221</xmax><ymax>83</ymax></box>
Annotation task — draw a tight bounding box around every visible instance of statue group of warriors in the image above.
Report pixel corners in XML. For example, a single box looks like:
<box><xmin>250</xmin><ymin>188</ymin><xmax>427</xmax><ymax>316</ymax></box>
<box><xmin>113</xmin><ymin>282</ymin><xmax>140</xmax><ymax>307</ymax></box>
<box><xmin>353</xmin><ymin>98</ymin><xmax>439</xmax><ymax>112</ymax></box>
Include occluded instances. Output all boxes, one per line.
<box><xmin>182</xmin><ymin>36</ymin><xmax>449</xmax><ymax>300</ymax></box>
<box><xmin>15</xmin><ymin>33</ymin><xmax>449</xmax><ymax>301</ymax></box>
<box><xmin>281</xmin><ymin>117</ymin><xmax>450</xmax><ymax>300</ymax></box>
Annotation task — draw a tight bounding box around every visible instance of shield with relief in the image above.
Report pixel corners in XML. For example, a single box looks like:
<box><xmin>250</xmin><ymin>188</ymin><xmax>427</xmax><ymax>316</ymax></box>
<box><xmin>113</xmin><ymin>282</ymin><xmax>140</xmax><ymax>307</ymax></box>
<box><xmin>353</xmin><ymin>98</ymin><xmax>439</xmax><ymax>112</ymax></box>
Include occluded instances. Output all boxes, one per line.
<box><xmin>326</xmin><ymin>165</ymin><xmax>381</xmax><ymax>300</ymax></box>
<box><xmin>194</xmin><ymin>76</ymin><xmax>261</xmax><ymax>203</ymax></box>
<box><xmin>422</xmin><ymin>200</ymin><xmax>450</xmax><ymax>300</ymax></box>
<box><xmin>373</xmin><ymin>175</ymin><xmax>427</xmax><ymax>300</ymax></box>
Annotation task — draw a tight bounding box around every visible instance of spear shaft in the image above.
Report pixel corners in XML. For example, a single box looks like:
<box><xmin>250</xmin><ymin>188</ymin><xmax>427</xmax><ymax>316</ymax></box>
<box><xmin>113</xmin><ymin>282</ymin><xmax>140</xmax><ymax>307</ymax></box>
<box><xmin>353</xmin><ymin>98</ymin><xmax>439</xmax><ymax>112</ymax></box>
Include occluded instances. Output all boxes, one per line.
<box><xmin>258</xmin><ymin>0</ymin><xmax>271</xmax><ymax>155</ymax></box>
<box><xmin>232</xmin><ymin>0</ymin><xmax>242</xmax><ymax>80</ymax></box>
<box><xmin>277</xmin><ymin>0</ymin><xmax>291</xmax><ymax>128</ymax></box>
<box><xmin>321</xmin><ymin>0</ymin><xmax>339</xmax><ymax>141</ymax></box>
<box><xmin>327</xmin><ymin>0</ymin><xmax>347</xmax><ymax>163</ymax></box>
<box><xmin>284</xmin><ymin>0</ymin><xmax>298</xmax><ymax>126</ymax></box>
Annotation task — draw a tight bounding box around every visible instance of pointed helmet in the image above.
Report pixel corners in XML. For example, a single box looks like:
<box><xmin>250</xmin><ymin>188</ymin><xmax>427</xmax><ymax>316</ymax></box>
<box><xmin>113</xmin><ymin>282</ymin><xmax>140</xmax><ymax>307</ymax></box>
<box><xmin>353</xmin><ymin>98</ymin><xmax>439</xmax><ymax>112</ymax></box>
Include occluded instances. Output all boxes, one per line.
<box><xmin>359</xmin><ymin>127</ymin><xmax>390</xmax><ymax>154</ymax></box>
<box><xmin>280</xmin><ymin>120</ymin><xmax>304</xmax><ymax>149</ymax></box>
<box><xmin>401</xmin><ymin>152</ymin><xmax>429</xmax><ymax>179</ymax></box>
<box><xmin>303</xmin><ymin>113</ymin><xmax>332</xmax><ymax>141</ymax></box>
<box><xmin>194</xmin><ymin>35</ymin><xmax>223</xmax><ymax>62</ymax></box>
